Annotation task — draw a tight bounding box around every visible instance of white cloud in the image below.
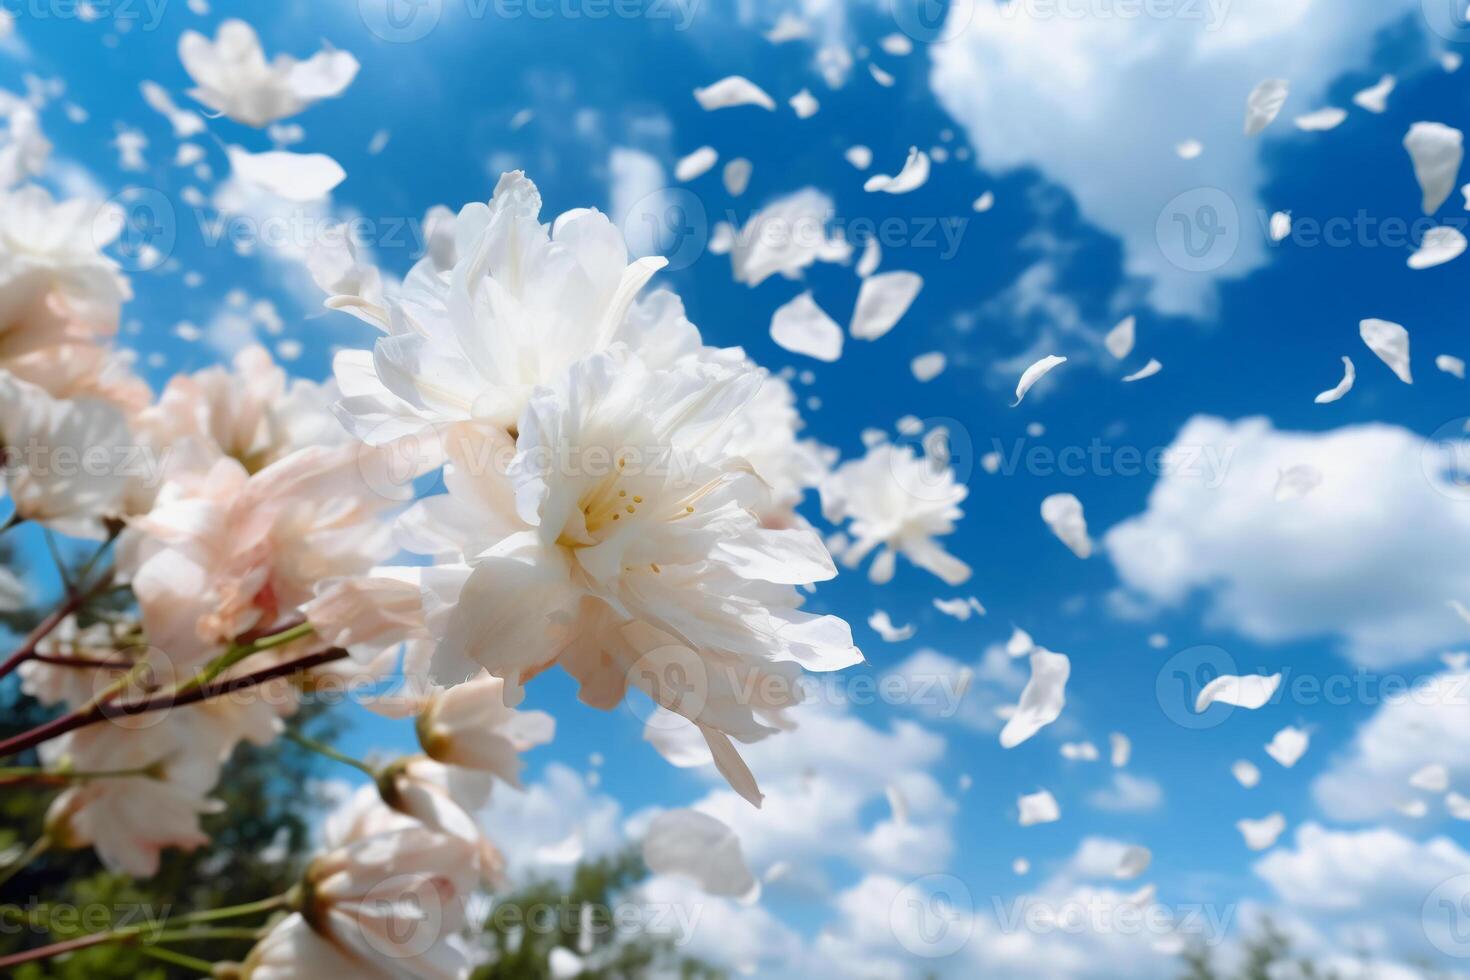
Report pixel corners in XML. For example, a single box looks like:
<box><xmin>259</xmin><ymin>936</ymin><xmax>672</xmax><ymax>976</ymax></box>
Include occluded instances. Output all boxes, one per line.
<box><xmin>930</xmin><ymin>0</ymin><xmax>1425</xmax><ymax>316</ymax></box>
<box><xmin>882</xmin><ymin>645</ymin><xmax>1026</xmax><ymax>732</ymax></box>
<box><xmin>478</xmin><ymin>763</ymin><xmax>626</xmax><ymax>882</ymax></box>
<box><xmin>1106</xmin><ymin>416</ymin><xmax>1470</xmax><ymax>666</ymax></box>
<box><xmin>1253</xmin><ymin>822</ymin><xmax>1470</xmax><ymax>966</ymax></box>
<box><xmin>1313</xmin><ymin>668</ymin><xmax>1470</xmax><ymax>820</ymax></box>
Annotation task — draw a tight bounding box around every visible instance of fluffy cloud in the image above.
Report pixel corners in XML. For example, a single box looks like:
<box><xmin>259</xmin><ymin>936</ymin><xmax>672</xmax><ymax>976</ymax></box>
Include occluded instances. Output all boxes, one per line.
<box><xmin>1253</xmin><ymin>822</ymin><xmax>1470</xmax><ymax>967</ymax></box>
<box><xmin>930</xmin><ymin>0</ymin><xmax>1425</xmax><ymax>316</ymax></box>
<box><xmin>1106</xmin><ymin>416</ymin><xmax>1470</xmax><ymax>666</ymax></box>
<box><xmin>1313</xmin><ymin>668</ymin><xmax>1470</xmax><ymax>820</ymax></box>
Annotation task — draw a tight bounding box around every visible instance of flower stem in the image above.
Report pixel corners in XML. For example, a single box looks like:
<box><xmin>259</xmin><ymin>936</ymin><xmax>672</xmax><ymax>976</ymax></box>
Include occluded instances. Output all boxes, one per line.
<box><xmin>175</xmin><ymin>621</ymin><xmax>317</xmax><ymax>696</ymax></box>
<box><xmin>284</xmin><ymin>728</ymin><xmax>377</xmax><ymax>778</ymax></box>
<box><xmin>0</xmin><ymin>836</ymin><xmax>48</xmax><ymax>890</ymax></box>
<box><xmin>0</xmin><ymin>647</ymin><xmax>349</xmax><ymax>759</ymax></box>
<box><xmin>138</xmin><ymin>945</ymin><xmax>216</xmax><ymax>974</ymax></box>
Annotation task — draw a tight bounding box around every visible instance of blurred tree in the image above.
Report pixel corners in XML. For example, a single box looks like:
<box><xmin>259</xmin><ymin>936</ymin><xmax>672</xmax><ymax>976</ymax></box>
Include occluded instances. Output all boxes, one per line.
<box><xmin>475</xmin><ymin>848</ymin><xmax>726</xmax><ymax>980</ymax></box>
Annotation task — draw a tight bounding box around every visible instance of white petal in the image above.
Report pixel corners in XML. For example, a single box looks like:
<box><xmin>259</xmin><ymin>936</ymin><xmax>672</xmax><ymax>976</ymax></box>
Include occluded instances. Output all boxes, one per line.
<box><xmin>1437</xmin><ymin>354</ymin><xmax>1466</xmax><ymax>378</ymax></box>
<box><xmin>1359</xmin><ymin>318</ymin><xmax>1412</xmax><ymax>383</ymax></box>
<box><xmin>1195</xmin><ymin>673</ymin><xmax>1281</xmax><ymax>712</ymax></box>
<box><xmin>856</xmin><ymin>236</ymin><xmax>881</xmax><ymax>277</ymax></box>
<box><xmin>674</xmin><ymin>146</ymin><xmax>718</xmax><ymax>182</ymax></box>
<box><xmin>1115</xmin><ymin>845</ymin><xmax>1152</xmax><ymax>880</ymax></box>
<box><xmin>1109</xmin><ymin>733</ymin><xmax>1131</xmax><ymax>768</ymax></box>
<box><xmin>1000</xmin><ymin>649</ymin><xmax>1070</xmax><ymax>748</ymax></box>
<box><xmin>1269</xmin><ymin>211</ymin><xmax>1292</xmax><ymax>242</ymax></box>
<box><xmin>1122</xmin><ymin>358</ymin><xmax>1162</xmax><ymax>382</ymax></box>
<box><xmin>972</xmin><ymin>190</ymin><xmax>995</xmax><ymax>212</ymax></box>
<box><xmin>1237</xmin><ymin>813</ymin><xmax>1286</xmax><ymax>850</ymax></box>
<box><xmin>1012</xmin><ymin>354</ymin><xmax>1066</xmax><ymax>406</ymax></box>
<box><xmin>869</xmin><ymin>64</ymin><xmax>895</xmax><ymax>88</ymax></box>
<box><xmin>868</xmin><ymin>609</ymin><xmax>915</xmax><ymax>642</ymax></box>
<box><xmin>1273</xmin><ymin>464</ymin><xmax>1322</xmax><ymax>502</ymax></box>
<box><xmin>1018</xmin><ymin>789</ymin><xmax>1060</xmax><ymax>826</ymax></box>
<box><xmin>642</xmin><ymin>809</ymin><xmax>756</xmax><ymax>897</ymax></box>
<box><xmin>1175</xmin><ymin>139</ymin><xmax>1203</xmax><ymax>160</ymax></box>
<box><xmin>722</xmin><ymin>158</ymin><xmax>752</xmax><ymax>196</ymax></box>
<box><xmin>1105</xmin><ymin>316</ymin><xmax>1135</xmax><ymax>360</ymax></box>
<box><xmin>1404</xmin><ymin>121</ymin><xmax>1463</xmax><ymax>214</ymax></box>
<box><xmin>862</xmin><ymin>146</ymin><xmax>930</xmax><ymax>194</ymax></box>
<box><xmin>1352</xmin><ymin>74</ymin><xmax>1395</xmax><ymax>113</ymax></box>
<box><xmin>789</xmin><ymin>88</ymin><xmax>819</xmax><ymax>119</ymax></box>
<box><xmin>693</xmin><ymin>76</ymin><xmax>776</xmax><ymax>111</ymax></box>
<box><xmin>1264</xmin><ymin>726</ymin><xmax>1309</xmax><ymax>768</ymax></box>
<box><xmin>1232</xmin><ymin>760</ymin><xmax>1261</xmax><ymax>788</ymax></box>
<box><xmin>1314</xmin><ymin>356</ymin><xmax>1355</xmax><ymax>403</ymax></box>
<box><xmin>933</xmin><ymin>596</ymin><xmax>985</xmax><ymax>621</ymax></box>
<box><xmin>226</xmin><ymin>146</ymin><xmax>345</xmax><ymax>202</ymax></box>
<box><xmin>1006</xmin><ymin>627</ymin><xmax>1034</xmax><ymax>658</ymax></box>
<box><xmin>1408</xmin><ymin>226</ymin><xmax>1467</xmax><ymax>269</ymax></box>
<box><xmin>845</xmin><ymin>145</ymin><xmax>872</xmax><ymax>170</ymax></box>
<box><xmin>849</xmin><ymin>271</ymin><xmax>922</xmax><ymax>340</ymax></box>
<box><xmin>911</xmin><ymin>351</ymin><xmax>946</xmax><ymax>382</ymax></box>
<box><xmin>1041</xmin><ymin>493</ymin><xmax>1091</xmax><ymax>559</ymax></box>
<box><xmin>770</xmin><ymin>291</ymin><xmax>843</xmax><ymax>362</ymax></box>
<box><xmin>880</xmin><ymin>33</ymin><xmax>913</xmax><ymax>56</ymax></box>
<box><xmin>1244</xmin><ymin>79</ymin><xmax>1289</xmax><ymax>136</ymax></box>
<box><xmin>1294</xmin><ymin>107</ymin><xmax>1347</xmax><ymax>131</ymax></box>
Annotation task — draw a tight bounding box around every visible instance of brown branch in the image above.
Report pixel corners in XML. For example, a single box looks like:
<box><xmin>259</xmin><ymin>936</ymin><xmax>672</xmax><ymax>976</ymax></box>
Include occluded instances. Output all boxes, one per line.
<box><xmin>0</xmin><ymin>648</ymin><xmax>349</xmax><ymax>759</ymax></box>
<box><xmin>0</xmin><ymin>581</ymin><xmax>103</xmax><ymax>681</ymax></box>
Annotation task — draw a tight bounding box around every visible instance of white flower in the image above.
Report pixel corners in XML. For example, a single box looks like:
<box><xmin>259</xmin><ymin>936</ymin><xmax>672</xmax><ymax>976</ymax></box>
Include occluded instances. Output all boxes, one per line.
<box><xmin>407</xmin><ymin>670</ymin><xmax>554</xmax><ymax>785</ymax></box>
<box><xmin>41</xmin><ymin>720</ymin><xmax>226</xmax><ymax>878</ymax></box>
<box><xmin>0</xmin><ymin>185</ymin><xmax>130</xmax><ymax>358</ymax></box>
<box><xmin>718</xmin><ymin>370</ymin><xmax>831</xmax><ymax>528</ymax></box>
<box><xmin>0</xmin><ymin>372</ymin><xmax>132</xmax><ymax>536</ymax></box>
<box><xmin>123</xmin><ymin>443</ymin><xmax>402</xmax><ymax>668</ymax></box>
<box><xmin>242</xmin><ymin>825</ymin><xmax>480</xmax><ymax>980</ymax></box>
<box><xmin>139</xmin><ymin>344</ymin><xmax>344</xmax><ymax>472</ymax></box>
<box><xmin>178</xmin><ymin>19</ymin><xmax>359</xmax><ymax>128</ymax></box>
<box><xmin>821</xmin><ymin>442</ymin><xmax>971</xmax><ymax>585</ymax></box>
<box><xmin>322</xmin><ymin>171</ymin><xmax>688</xmax><ymax>439</ymax></box>
<box><xmin>398</xmin><ymin>350</ymin><xmax>860</xmax><ymax>804</ymax></box>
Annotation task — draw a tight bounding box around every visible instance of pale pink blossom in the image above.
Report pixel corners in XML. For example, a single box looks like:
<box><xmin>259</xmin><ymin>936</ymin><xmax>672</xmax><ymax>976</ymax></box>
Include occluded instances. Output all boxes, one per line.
<box><xmin>123</xmin><ymin>442</ymin><xmax>402</xmax><ymax>668</ymax></box>
<box><xmin>242</xmin><ymin>825</ymin><xmax>479</xmax><ymax>980</ymax></box>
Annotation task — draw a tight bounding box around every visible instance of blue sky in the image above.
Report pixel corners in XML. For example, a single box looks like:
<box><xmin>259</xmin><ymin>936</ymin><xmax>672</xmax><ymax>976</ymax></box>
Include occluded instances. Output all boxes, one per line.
<box><xmin>8</xmin><ymin>0</ymin><xmax>1470</xmax><ymax>975</ymax></box>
